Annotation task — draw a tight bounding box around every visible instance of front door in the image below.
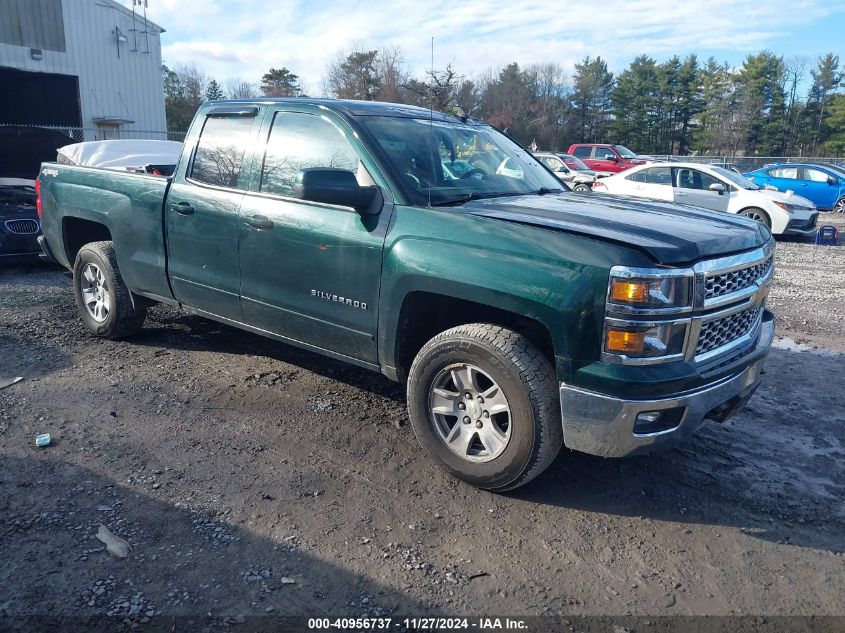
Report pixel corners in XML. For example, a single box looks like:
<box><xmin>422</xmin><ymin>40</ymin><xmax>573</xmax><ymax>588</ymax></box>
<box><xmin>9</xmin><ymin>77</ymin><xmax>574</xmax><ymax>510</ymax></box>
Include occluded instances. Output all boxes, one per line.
<box><xmin>237</xmin><ymin>109</ymin><xmax>389</xmax><ymax>364</ymax></box>
<box><xmin>672</xmin><ymin>167</ymin><xmax>730</xmax><ymax>212</ymax></box>
<box><xmin>801</xmin><ymin>167</ymin><xmax>838</xmax><ymax>208</ymax></box>
<box><xmin>591</xmin><ymin>146</ymin><xmax>621</xmax><ymax>173</ymax></box>
<box><xmin>166</xmin><ymin>111</ymin><xmax>259</xmax><ymax>320</ymax></box>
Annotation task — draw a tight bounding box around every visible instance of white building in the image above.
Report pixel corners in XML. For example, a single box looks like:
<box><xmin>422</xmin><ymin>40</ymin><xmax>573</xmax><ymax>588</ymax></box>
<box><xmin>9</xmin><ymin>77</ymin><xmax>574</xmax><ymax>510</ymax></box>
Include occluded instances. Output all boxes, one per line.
<box><xmin>0</xmin><ymin>0</ymin><xmax>167</xmax><ymax>140</ymax></box>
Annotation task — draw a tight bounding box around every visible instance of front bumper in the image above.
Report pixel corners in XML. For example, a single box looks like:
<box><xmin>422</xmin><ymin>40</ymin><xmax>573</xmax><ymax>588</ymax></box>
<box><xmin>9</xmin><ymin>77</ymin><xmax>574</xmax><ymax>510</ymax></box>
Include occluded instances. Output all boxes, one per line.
<box><xmin>560</xmin><ymin>312</ymin><xmax>774</xmax><ymax>457</ymax></box>
<box><xmin>0</xmin><ymin>214</ymin><xmax>41</xmax><ymax>262</ymax></box>
<box><xmin>782</xmin><ymin>212</ymin><xmax>818</xmax><ymax>238</ymax></box>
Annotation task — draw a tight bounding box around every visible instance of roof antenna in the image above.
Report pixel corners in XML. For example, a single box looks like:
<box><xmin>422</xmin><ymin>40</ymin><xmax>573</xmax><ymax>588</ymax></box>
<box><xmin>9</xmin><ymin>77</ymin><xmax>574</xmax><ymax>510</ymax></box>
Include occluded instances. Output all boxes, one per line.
<box><xmin>428</xmin><ymin>35</ymin><xmax>434</xmax><ymax>208</ymax></box>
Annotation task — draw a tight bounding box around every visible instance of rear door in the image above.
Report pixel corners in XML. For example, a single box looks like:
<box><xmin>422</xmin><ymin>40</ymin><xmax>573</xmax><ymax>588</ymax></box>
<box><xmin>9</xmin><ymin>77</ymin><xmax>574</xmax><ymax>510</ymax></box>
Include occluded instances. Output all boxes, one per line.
<box><xmin>571</xmin><ymin>146</ymin><xmax>595</xmax><ymax>170</ymax></box>
<box><xmin>765</xmin><ymin>165</ymin><xmax>800</xmax><ymax>193</ymax></box>
<box><xmin>624</xmin><ymin>166</ymin><xmax>674</xmax><ymax>201</ymax></box>
<box><xmin>672</xmin><ymin>167</ymin><xmax>730</xmax><ymax>211</ymax></box>
<box><xmin>237</xmin><ymin>107</ymin><xmax>391</xmax><ymax>364</ymax></box>
<box><xmin>800</xmin><ymin>167</ymin><xmax>838</xmax><ymax>208</ymax></box>
<box><xmin>166</xmin><ymin>107</ymin><xmax>260</xmax><ymax>320</ymax></box>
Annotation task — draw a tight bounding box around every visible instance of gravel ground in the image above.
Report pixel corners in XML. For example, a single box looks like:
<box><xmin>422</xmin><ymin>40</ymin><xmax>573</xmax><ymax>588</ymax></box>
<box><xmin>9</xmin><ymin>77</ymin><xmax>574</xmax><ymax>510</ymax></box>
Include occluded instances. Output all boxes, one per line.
<box><xmin>1</xmin><ymin>219</ymin><xmax>844</xmax><ymax>629</ymax></box>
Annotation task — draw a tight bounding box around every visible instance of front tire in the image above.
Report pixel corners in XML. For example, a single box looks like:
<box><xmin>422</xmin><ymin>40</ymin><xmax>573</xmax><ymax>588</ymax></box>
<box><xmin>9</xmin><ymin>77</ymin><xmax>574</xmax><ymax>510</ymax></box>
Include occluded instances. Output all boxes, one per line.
<box><xmin>834</xmin><ymin>196</ymin><xmax>845</xmax><ymax>214</ymax></box>
<box><xmin>740</xmin><ymin>207</ymin><xmax>771</xmax><ymax>228</ymax></box>
<box><xmin>73</xmin><ymin>241</ymin><xmax>146</xmax><ymax>339</ymax></box>
<box><xmin>407</xmin><ymin>324</ymin><xmax>562</xmax><ymax>492</ymax></box>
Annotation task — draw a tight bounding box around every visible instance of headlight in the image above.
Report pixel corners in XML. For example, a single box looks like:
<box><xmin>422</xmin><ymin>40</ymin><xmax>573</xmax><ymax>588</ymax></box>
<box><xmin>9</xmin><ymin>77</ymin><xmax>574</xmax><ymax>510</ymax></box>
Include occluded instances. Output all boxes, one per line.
<box><xmin>604</xmin><ymin>320</ymin><xmax>688</xmax><ymax>359</ymax></box>
<box><xmin>607</xmin><ymin>268</ymin><xmax>693</xmax><ymax>312</ymax></box>
<box><xmin>603</xmin><ymin>266</ymin><xmax>694</xmax><ymax>365</ymax></box>
<box><xmin>773</xmin><ymin>201</ymin><xmax>813</xmax><ymax>212</ymax></box>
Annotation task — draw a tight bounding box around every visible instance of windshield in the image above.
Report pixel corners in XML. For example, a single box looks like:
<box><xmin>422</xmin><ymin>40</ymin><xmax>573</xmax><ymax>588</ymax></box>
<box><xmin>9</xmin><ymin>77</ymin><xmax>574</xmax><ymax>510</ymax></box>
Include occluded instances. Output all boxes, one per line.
<box><xmin>710</xmin><ymin>166</ymin><xmax>760</xmax><ymax>190</ymax></box>
<box><xmin>358</xmin><ymin>116</ymin><xmax>564</xmax><ymax>205</ymax></box>
<box><xmin>561</xmin><ymin>154</ymin><xmax>590</xmax><ymax>171</ymax></box>
<box><xmin>613</xmin><ymin>145</ymin><xmax>638</xmax><ymax>158</ymax></box>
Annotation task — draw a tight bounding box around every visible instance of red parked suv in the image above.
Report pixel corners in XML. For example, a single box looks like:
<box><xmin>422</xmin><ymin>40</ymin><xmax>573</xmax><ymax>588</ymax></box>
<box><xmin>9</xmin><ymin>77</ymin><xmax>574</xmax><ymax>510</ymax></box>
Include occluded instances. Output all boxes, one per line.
<box><xmin>566</xmin><ymin>144</ymin><xmax>649</xmax><ymax>173</ymax></box>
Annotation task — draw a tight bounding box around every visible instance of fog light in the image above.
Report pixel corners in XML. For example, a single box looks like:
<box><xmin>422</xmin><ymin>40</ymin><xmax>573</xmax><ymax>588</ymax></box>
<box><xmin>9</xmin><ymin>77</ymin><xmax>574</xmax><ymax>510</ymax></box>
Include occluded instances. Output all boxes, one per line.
<box><xmin>633</xmin><ymin>407</ymin><xmax>685</xmax><ymax>435</ymax></box>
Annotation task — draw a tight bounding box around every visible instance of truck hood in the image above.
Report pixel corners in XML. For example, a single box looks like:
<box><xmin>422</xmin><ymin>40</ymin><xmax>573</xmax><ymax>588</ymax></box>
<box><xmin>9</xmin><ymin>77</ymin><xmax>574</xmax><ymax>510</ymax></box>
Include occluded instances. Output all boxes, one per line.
<box><xmin>461</xmin><ymin>193</ymin><xmax>768</xmax><ymax>265</ymax></box>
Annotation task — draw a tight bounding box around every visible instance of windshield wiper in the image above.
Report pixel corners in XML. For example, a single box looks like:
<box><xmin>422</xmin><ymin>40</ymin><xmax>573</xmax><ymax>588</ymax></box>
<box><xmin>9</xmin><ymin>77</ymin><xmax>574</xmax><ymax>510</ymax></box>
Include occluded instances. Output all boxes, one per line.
<box><xmin>431</xmin><ymin>192</ymin><xmax>521</xmax><ymax>207</ymax></box>
<box><xmin>532</xmin><ymin>187</ymin><xmax>563</xmax><ymax>195</ymax></box>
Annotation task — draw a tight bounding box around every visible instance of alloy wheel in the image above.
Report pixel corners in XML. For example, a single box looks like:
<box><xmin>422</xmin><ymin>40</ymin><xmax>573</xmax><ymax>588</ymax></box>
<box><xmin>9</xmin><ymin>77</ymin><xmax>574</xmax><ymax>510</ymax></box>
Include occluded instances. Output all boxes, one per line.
<box><xmin>80</xmin><ymin>263</ymin><xmax>111</xmax><ymax>322</ymax></box>
<box><xmin>428</xmin><ymin>363</ymin><xmax>512</xmax><ymax>463</ymax></box>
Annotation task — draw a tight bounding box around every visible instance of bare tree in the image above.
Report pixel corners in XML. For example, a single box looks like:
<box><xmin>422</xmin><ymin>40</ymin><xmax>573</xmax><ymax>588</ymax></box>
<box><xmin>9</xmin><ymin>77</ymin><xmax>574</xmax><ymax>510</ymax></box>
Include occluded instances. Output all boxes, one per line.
<box><xmin>376</xmin><ymin>46</ymin><xmax>409</xmax><ymax>103</ymax></box>
<box><xmin>225</xmin><ymin>78</ymin><xmax>258</xmax><ymax>99</ymax></box>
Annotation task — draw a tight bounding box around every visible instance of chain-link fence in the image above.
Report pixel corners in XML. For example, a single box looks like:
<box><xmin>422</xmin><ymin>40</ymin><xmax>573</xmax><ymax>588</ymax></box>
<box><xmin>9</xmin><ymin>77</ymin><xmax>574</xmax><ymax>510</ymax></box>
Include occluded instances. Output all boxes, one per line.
<box><xmin>649</xmin><ymin>155</ymin><xmax>845</xmax><ymax>173</ymax></box>
<box><xmin>0</xmin><ymin>123</ymin><xmax>186</xmax><ymax>143</ymax></box>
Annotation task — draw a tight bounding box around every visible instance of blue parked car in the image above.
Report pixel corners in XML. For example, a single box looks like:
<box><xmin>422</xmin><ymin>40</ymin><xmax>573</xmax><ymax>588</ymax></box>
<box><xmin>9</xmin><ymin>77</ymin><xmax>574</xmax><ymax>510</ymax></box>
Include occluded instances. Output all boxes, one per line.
<box><xmin>743</xmin><ymin>163</ymin><xmax>845</xmax><ymax>213</ymax></box>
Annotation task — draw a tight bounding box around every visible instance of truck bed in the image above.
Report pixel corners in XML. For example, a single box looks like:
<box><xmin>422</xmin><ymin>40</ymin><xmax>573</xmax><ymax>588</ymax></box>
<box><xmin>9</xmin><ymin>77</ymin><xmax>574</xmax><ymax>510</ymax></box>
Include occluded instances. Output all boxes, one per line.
<box><xmin>38</xmin><ymin>163</ymin><xmax>174</xmax><ymax>302</ymax></box>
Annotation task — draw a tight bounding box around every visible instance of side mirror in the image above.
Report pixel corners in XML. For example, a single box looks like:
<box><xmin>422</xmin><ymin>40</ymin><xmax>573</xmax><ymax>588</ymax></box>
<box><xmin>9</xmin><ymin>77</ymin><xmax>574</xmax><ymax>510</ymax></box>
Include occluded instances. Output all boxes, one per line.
<box><xmin>709</xmin><ymin>182</ymin><xmax>726</xmax><ymax>194</ymax></box>
<box><xmin>293</xmin><ymin>168</ymin><xmax>380</xmax><ymax>214</ymax></box>
<box><xmin>828</xmin><ymin>177</ymin><xmax>838</xmax><ymax>186</ymax></box>
<box><xmin>603</xmin><ymin>154</ymin><xmax>618</xmax><ymax>161</ymax></box>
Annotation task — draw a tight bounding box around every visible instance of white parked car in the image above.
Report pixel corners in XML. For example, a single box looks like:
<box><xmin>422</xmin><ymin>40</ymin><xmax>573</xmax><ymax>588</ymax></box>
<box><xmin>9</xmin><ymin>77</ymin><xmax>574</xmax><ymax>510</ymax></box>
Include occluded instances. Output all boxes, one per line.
<box><xmin>592</xmin><ymin>162</ymin><xmax>819</xmax><ymax>237</ymax></box>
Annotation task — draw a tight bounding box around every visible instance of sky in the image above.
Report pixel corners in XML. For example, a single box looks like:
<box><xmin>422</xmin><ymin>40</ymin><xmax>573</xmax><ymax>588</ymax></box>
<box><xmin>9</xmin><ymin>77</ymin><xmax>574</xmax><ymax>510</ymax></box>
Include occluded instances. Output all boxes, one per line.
<box><xmin>140</xmin><ymin>0</ymin><xmax>845</xmax><ymax>94</ymax></box>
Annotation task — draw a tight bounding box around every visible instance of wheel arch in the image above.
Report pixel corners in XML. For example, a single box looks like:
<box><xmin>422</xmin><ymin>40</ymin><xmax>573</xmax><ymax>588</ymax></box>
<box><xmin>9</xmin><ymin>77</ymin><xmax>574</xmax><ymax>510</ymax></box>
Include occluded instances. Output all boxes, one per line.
<box><xmin>62</xmin><ymin>216</ymin><xmax>113</xmax><ymax>265</ymax></box>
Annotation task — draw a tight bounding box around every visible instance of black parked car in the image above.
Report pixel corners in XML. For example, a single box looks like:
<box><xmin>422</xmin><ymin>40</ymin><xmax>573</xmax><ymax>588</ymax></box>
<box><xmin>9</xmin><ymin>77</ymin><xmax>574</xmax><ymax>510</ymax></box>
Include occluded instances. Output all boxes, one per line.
<box><xmin>0</xmin><ymin>126</ymin><xmax>74</xmax><ymax>262</ymax></box>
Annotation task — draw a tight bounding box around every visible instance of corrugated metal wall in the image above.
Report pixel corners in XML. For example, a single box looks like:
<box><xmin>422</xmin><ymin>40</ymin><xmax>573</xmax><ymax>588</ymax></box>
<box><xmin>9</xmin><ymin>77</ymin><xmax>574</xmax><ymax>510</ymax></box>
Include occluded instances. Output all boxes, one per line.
<box><xmin>0</xmin><ymin>0</ymin><xmax>166</xmax><ymax>136</ymax></box>
<box><xmin>0</xmin><ymin>0</ymin><xmax>67</xmax><ymax>51</ymax></box>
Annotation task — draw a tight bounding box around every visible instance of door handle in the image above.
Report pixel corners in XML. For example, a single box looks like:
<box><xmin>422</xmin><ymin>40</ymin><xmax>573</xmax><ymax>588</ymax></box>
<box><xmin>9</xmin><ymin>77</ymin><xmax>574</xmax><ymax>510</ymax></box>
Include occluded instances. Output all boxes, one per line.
<box><xmin>244</xmin><ymin>214</ymin><xmax>273</xmax><ymax>230</ymax></box>
<box><xmin>174</xmin><ymin>201</ymin><xmax>194</xmax><ymax>215</ymax></box>
<box><xmin>675</xmin><ymin>191</ymin><xmax>687</xmax><ymax>197</ymax></box>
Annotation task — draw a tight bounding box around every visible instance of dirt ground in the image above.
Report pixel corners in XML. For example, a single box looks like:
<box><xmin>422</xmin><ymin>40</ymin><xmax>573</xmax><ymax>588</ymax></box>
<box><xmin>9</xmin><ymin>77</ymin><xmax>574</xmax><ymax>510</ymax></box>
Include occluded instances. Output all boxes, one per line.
<box><xmin>1</xmin><ymin>215</ymin><xmax>844</xmax><ymax>629</ymax></box>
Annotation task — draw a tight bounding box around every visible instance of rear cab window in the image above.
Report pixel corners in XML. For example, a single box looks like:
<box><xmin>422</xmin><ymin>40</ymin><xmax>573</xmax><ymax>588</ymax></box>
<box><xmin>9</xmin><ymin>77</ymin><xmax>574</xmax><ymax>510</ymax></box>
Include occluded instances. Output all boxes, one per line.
<box><xmin>190</xmin><ymin>114</ymin><xmax>257</xmax><ymax>189</ymax></box>
<box><xmin>572</xmin><ymin>146</ymin><xmax>592</xmax><ymax>159</ymax></box>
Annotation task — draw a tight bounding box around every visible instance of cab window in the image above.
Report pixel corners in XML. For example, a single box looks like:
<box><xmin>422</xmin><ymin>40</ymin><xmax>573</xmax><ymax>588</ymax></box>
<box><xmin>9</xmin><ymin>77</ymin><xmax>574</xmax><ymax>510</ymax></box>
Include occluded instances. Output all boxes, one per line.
<box><xmin>190</xmin><ymin>115</ymin><xmax>255</xmax><ymax>188</ymax></box>
<box><xmin>572</xmin><ymin>146</ymin><xmax>591</xmax><ymax>159</ymax></box>
<box><xmin>260</xmin><ymin>112</ymin><xmax>363</xmax><ymax>197</ymax></box>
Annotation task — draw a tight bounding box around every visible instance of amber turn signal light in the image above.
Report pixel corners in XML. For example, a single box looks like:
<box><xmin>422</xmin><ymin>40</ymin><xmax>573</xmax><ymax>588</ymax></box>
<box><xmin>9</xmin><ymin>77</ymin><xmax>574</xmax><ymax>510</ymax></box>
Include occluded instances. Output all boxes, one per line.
<box><xmin>606</xmin><ymin>329</ymin><xmax>646</xmax><ymax>353</ymax></box>
<box><xmin>610</xmin><ymin>279</ymin><xmax>651</xmax><ymax>304</ymax></box>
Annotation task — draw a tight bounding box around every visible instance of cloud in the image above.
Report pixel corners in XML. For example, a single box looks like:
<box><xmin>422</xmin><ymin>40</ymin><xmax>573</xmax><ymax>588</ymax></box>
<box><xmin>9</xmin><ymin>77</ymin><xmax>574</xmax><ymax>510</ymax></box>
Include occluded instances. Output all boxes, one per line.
<box><xmin>143</xmin><ymin>0</ymin><xmax>841</xmax><ymax>91</ymax></box>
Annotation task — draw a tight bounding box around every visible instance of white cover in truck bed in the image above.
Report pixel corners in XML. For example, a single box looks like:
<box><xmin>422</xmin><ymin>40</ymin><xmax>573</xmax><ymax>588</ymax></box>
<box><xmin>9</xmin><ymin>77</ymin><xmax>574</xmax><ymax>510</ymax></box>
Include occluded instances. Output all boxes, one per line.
<box><xmin>56</xmin><ymin>140</ymin><xmax>182</xmax><ymax>171</ymax></box>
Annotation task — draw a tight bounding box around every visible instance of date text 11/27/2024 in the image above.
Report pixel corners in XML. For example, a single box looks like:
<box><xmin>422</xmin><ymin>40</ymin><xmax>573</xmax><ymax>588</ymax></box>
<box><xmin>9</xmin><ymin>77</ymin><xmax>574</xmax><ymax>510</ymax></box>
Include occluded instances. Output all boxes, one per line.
<box><xmin>307</xmin><ymin>617</ymin><xmax>528</xmax><ymax>630</ymax></box>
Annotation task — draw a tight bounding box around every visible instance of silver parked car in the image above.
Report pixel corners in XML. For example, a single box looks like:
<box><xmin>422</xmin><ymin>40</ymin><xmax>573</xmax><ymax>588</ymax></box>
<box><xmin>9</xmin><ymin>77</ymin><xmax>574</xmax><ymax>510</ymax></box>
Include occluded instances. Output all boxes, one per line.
<box><xmin>533</xmin><ymin>152</ymin><xmax>596</xmax><ymax>192</ymax></box>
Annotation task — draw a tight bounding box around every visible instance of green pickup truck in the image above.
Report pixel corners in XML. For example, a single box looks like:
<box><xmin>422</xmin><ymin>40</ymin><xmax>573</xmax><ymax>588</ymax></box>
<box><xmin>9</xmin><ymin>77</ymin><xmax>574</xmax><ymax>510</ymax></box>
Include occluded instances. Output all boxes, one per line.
<box><xmin>37</xmin><ymin>99</ymin><xmax>775</xmax><ymax>491</ymax></box>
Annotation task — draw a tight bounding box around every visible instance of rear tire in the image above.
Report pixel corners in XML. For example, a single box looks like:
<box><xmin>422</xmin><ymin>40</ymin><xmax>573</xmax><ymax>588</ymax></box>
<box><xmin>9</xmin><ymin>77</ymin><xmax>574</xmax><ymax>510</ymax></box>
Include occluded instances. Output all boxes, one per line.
<box><xmin>407</xmin><ymin>323</ymin><xmax>562</xmax><ymax>492</ymax></box>
<box><xmin>740</xmin><ymin>207</ymin><xmax>771</xmax><ymax>228</ymax></box>
<box><xmin>73</xmin><ymin>241</ymin><xmax>146</xmax><ymax>339</ymax></box>
<box><xmin>573</xmin><ymin>183</ymin><xmax>591</xmax><ymax>193</ymax></box>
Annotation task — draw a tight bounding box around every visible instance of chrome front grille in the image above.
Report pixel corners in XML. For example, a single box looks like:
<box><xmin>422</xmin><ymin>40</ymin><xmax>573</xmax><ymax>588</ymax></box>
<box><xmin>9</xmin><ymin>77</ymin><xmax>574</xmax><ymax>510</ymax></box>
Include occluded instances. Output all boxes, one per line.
<box><xmin>696</xmin><ymin>306</ymin><xmax>761</xmax><ymax>356</ymax></box>
<box><xmin>704</xmin><ymin>254</ymin><xmax>773</xmax><ymax>301</ymax></box>
<box><xmin>4</xmin><ymin>219</ymin><xmax>39</xmax><ymax>235</ymax></box>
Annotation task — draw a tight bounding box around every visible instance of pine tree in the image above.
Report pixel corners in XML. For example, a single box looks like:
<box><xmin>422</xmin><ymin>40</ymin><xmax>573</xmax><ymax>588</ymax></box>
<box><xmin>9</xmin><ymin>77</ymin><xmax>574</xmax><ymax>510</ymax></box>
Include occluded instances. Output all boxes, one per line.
<box><xmin>571</xmin><ymin>56</ymin><xmax>614</xmax><ymax>143</ymax></box>
<box><xmin>205</xmin><ymin>79</ymin><xmax>224</xmax><ymax>101</ymax></box>
<box><xmin>260</xmin><ymin>67</ymin><xmax>302</xmax><ymax>98</ymax></box>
